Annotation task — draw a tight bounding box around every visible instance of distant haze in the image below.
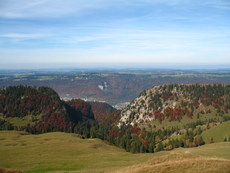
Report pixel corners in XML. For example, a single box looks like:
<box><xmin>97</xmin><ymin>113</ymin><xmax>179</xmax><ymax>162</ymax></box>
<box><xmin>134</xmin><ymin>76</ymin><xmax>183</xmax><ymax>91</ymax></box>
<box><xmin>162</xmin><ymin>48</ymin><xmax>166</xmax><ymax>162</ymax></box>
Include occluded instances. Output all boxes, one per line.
<box><xmin>0</xmin><ymin>62</ymin><xmax>229</xmax><ymax>70</ymax></box>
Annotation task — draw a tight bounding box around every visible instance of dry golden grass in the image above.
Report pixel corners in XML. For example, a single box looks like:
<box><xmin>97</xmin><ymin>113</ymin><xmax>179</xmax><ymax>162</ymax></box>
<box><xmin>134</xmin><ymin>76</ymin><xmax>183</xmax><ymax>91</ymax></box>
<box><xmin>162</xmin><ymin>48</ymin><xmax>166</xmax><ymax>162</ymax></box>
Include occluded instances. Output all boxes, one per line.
<box><xmin>0</xmin><ymin>168</ymin><xmax>23</xmax><ymax>173</ymax></box>
<box><xmin>113</xmin><ymin>153</ymin><xmax>230</xmax><ymax>173</ymax></box>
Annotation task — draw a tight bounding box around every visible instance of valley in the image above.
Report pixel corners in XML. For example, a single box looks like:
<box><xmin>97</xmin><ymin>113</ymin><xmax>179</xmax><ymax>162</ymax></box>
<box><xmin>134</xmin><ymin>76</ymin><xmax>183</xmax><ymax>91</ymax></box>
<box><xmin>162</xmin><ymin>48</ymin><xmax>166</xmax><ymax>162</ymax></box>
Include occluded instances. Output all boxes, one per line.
<box><xmin>1</xmin><ymin>69</ymin><xmax>230</xmax><ymax>106</ymax></box>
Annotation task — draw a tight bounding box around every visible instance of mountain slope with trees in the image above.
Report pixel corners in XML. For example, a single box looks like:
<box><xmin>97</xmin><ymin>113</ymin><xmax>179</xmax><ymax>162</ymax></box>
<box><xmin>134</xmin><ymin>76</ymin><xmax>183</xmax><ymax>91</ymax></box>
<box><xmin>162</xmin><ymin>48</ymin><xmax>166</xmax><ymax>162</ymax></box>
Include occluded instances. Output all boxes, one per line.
<box><xmin>0</xmin><ymin>86</ymin><xmax>117</xmax><ymax>137</ymax></box>
<box><xmin>88</xmin><ymin>101</ymin><xmax>117</xmax><ymax>124</ymax></box>
<box><xmin>0</xmin><ymin>86</ymin><xmax>72</xmax><ymax>133</ymax></box>
<box><xmin>0</xmin><ymin>84</ymin><xmax>230</xmax><ymax>154</ymax></box>
<box><xmin>120</xmin><ymin>84</ymin><xmax>230</xmax><ymax>126</ymax></box>
<box><xmin>114</xmin><ymin>84</ymin><xmax>230</xmax><ymax>153</ymax></box>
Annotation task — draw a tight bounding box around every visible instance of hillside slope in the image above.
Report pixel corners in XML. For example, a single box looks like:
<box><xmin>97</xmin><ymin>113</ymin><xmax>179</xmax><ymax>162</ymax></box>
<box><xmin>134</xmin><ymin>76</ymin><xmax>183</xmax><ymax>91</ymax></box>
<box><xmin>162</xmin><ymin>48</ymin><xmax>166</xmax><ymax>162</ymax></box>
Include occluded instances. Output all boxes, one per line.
<box><xmin>114</xmin><ymin>152</ymin><xmax>230</xmax><ymax>173</ymax></box>
<box><xmin>0</xmin><ymin>131</ymin><xmax>229</xmax><ymax>173</ymax></box>
<box><xmin>0</xmin><ymin>131</ymin><xmax>153</xmax><ymax>173</ymax></box>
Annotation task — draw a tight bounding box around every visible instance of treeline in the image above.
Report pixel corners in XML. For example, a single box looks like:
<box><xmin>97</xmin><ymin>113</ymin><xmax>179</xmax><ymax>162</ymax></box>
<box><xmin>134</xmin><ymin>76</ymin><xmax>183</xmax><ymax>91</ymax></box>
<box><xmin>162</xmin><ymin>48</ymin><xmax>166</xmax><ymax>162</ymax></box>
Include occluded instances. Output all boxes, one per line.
<box><xmin>72</xmin><ymin>118</ymin><xmax>206</xmax><ymax>153</ymax></box>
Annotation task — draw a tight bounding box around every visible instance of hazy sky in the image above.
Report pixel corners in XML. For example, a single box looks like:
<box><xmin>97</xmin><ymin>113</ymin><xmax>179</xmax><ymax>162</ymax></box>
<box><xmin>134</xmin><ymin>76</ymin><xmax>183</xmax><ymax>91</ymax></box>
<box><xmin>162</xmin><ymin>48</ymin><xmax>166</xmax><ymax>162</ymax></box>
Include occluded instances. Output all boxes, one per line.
<box><xmin>0</xmin><ymin>0</ymin><xmax>230</xmax><ymax>68</ymax></box>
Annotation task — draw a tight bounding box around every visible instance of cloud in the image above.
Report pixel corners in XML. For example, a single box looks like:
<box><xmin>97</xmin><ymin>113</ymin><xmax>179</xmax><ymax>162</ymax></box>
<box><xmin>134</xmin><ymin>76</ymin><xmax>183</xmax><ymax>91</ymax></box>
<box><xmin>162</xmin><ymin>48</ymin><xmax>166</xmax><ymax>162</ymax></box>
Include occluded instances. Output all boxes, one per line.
<box><xmin>0</xmin><ymin>0</ymin><xmax>49</xmax><ymax>18</ymax></box>
<box><xmin>0</xmin><ymin>33</ymin><xmax>45</xmax><ymax>39</ymax></box>
<box><xmin>1</xmin><ymin>28</ymin><xmax>229</xmax><ymax>64</ymax></box>
<box><xmin>205</xmin><ymin>1</ymin><xmax>230</xmax><ymax>10</ymax></box>
<box><xmin>0</xmin><ymin>0</ymin><xmax>115</xmax><ymax>18</ymax></box>
<box><xmin>0</xmin><ymin>0</ymin><xmax>220</xmax><ymax>19</ymax></box>
<box><xmin>63</xmin><ymin>28</ymin><xmax>230</xmax><ymax>50</ymax></box>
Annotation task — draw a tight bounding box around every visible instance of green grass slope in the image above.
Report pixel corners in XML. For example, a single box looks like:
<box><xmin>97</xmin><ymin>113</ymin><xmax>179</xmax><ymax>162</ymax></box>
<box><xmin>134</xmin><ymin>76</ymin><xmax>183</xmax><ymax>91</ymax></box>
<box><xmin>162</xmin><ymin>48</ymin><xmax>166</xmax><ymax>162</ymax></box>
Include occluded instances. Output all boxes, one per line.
<box><xmin>0</xmin><ymin>131</ymin><xmax>229</xmax><ymax>173</ymax></box>
<box><xmin>0</xmin><ymin>131</ymin><xmax>154</xmax><ymax>173</ymax></box>
<box><xmin>201</xmin><ymin>121</ymin><xmax>230</xmax><ymax>143</ymax></box>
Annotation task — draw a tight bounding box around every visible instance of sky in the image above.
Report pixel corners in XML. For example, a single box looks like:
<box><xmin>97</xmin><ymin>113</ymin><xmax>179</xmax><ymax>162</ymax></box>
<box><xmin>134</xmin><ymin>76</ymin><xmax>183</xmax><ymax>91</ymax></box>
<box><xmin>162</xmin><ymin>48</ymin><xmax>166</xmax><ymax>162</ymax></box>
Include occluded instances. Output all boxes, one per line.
<box><xmin>0</xmin><ymin>0</ymin><xmax>230</xmax><ymax>69</ymax></box>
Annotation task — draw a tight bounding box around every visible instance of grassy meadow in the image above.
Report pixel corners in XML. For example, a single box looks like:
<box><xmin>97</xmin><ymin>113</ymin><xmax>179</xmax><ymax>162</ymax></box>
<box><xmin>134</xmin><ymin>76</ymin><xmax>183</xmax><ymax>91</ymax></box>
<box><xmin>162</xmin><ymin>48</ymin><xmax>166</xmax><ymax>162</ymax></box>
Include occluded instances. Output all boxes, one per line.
<box><xmin>0</xmin><ymin>131</ymin><xmax>155</xmax><ymax>173</ymax></box>
<box><xmin>201</xmin><ymin>121</ymin><xmax>230</xmax><ymax>143</ymax></box>
<box><xmin>0</xmin><ymin>131</ymin><xmax>230</xmax><ymax>173</ymax></box>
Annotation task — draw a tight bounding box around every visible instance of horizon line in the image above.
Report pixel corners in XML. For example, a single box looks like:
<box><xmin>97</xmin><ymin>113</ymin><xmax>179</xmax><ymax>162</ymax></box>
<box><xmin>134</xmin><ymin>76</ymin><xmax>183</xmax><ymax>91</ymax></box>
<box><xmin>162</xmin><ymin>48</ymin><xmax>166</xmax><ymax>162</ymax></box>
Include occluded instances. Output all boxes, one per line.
<box><xmin>0</xmin><ymin>62</ymin><xmax>230</xmax><ymax>71</ymax></box>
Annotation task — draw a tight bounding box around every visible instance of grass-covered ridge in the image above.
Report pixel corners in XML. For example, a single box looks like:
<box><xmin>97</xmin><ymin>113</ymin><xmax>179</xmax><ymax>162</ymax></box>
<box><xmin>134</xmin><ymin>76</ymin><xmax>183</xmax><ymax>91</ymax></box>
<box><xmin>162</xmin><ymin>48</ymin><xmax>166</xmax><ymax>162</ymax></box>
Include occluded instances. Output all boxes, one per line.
<box><xmin>0</xmin><ymin>131</ymin><xmax>229</xmax><ymax>173</ymax></box>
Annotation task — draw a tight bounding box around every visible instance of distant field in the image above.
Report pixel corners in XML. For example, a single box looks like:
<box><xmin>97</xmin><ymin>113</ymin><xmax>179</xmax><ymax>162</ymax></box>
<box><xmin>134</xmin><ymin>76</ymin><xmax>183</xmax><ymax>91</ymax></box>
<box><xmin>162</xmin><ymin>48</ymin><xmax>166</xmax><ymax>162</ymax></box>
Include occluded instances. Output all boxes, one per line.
<box><xmin>0</xmin><ymin>131</ymin><xmax>230</xmax><ymax>173</ymax></box>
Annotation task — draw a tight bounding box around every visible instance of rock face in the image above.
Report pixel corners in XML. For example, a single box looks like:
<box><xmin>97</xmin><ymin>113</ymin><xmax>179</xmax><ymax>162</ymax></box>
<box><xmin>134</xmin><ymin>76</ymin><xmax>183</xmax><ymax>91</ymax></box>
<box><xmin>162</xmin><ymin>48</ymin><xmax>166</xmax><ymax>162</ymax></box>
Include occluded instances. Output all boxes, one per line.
<box><xmin>119</xmin><ymin>84</ymin><xmax>230</xmax><ymax>126</ymax></box>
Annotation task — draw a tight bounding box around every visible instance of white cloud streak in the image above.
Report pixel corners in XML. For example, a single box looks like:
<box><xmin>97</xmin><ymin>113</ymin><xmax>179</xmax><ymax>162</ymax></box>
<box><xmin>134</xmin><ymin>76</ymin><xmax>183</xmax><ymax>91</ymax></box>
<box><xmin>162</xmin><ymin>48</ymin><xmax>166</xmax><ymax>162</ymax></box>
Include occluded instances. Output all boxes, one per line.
<box><xmin>0</xmin><ymin>0</ymin><xmax>114</xmax><ymax>18</ymax></box>
<box><xmin>0</xmin><ymin>33</ymin><xmax>45</xmax><ymax>39</ymax></box>
<box><xmin>1</xmin><ymin>0</ymin><xmax>228</xmax><ymax>19</ymax></box>
<box><xmin>205</xmin><ymin>1</ymin><xmax>230</xmax><ymax>10</ymax></box>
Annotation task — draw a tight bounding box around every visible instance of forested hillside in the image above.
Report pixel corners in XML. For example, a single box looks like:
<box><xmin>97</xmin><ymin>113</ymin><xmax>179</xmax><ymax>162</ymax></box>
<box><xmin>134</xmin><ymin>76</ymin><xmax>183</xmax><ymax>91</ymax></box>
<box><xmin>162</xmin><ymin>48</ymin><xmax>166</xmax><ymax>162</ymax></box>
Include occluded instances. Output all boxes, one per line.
<box><xmin>0</xmin><ymin>86</ymin><xmax>117</xmax><ymax>137</ymax></box>
<box><xmin>88</xmin><ymin>101</ymin><xmax>117</xmax><ymax>124</ymax></box>
<box><xmin>120</xmin><ymin>84</ymin><xmax>230</xmax><ymax>125</ymax></box>
<box><xmin>0</xmin><ymin>86</ymin><xmax>72</xmax><ymax>133</ymax></box>
<box><xmin>1</xmin><ymin>84</ymin><xmax>230</xmax><ymax>154</ymax></box>
<box><xmin>114</xmin><ymin>84</ymin><xmax>230</xmax><ymax>153</ymax></box>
